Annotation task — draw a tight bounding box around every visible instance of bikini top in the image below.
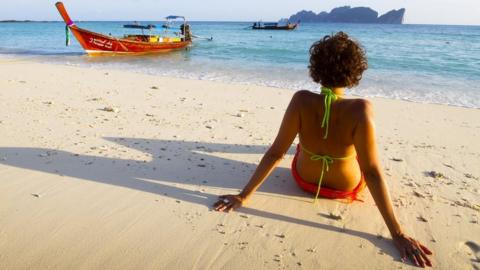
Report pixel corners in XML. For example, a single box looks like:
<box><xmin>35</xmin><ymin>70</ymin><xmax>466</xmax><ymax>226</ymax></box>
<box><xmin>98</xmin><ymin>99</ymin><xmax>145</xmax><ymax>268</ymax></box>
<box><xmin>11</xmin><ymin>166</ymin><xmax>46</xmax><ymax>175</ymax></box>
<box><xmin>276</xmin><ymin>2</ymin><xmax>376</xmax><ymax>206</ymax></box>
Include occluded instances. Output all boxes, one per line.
<box><xmin>301</xmin><ymin>87</ymin><xmax>356</xmax><ymax>202</ymax></box>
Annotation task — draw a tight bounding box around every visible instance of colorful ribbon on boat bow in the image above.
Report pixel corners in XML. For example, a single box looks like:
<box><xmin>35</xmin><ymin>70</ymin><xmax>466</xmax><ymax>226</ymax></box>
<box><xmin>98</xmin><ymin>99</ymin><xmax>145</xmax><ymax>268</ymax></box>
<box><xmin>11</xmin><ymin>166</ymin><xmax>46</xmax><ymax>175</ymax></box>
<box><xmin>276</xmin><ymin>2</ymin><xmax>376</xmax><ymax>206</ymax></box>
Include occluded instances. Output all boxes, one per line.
<box><xmin>65</xmin><ymin>25</ymin><xmax>70</xmax><ymax>46</ymax></box>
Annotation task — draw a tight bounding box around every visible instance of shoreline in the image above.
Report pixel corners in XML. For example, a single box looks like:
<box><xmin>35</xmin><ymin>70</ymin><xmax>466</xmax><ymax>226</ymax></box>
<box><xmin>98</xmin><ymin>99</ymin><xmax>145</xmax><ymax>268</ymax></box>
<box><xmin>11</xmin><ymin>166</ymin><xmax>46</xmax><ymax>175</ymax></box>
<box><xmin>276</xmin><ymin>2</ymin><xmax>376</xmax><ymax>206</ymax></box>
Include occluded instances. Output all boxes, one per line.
<box><xmin>1</xmin><ymin>54</ymin><xmax>479</xmax><ymax>110</ymax></box>
<box><xmin>1</xmin><ymin>58</ymin><xmax>479</xmax><ymax>269</ymax></box>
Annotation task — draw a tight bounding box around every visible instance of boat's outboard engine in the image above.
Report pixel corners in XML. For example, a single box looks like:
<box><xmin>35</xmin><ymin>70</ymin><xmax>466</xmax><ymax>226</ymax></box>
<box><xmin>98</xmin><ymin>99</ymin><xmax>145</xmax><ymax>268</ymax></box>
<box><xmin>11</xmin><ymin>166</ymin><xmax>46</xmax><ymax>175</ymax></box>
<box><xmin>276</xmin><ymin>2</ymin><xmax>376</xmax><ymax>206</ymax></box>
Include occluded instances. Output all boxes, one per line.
<box><xmin>180</xmin><ymin>24</ymin><xmax>192</xmax><ymax>41</ymax></box>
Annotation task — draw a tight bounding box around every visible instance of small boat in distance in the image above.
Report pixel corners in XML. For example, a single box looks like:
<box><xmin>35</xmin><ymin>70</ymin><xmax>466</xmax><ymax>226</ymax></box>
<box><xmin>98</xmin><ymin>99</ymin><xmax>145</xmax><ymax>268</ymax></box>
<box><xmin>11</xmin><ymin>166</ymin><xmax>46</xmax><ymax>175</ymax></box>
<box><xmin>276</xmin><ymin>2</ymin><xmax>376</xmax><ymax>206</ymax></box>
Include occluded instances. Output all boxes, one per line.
<box><xmin>123</xmin><ymin>23</ymin><xmax>156</xmax><ymax>30</ymax></box>
<box><xmin>55</xmin><ymin>2</ymin><xmax>192</xmax><ymax>55</ymax></box>
<box><xmin>251</xmin><ymin>21</ymin><xmax>299</xmax><ymax>30</ymax></box>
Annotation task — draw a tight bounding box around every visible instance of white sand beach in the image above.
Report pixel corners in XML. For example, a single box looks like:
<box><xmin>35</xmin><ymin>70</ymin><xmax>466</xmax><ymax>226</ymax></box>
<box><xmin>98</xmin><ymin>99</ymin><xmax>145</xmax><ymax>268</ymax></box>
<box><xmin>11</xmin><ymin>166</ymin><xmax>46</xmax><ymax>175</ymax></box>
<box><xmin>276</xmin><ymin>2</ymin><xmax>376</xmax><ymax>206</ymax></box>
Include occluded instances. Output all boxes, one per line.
<box><xmin>0</xmin><ymin>57</ymin><xmax>479</xmax><ymax>269</ymax></box>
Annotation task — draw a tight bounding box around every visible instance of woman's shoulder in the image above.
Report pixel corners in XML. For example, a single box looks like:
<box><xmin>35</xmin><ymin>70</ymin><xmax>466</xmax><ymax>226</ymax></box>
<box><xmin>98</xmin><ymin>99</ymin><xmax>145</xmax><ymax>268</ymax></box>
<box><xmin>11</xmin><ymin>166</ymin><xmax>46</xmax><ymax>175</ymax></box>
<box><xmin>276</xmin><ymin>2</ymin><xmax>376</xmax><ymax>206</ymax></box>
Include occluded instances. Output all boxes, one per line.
<box><xmin>291</xmin><ymin>90</ymin><xmax>373</xmax><ymax>117</ymax></box>
<box><xmin>293</xmin><ymin>89</ymin><xmax>316</xmax><ymax>99</ymax></box>
<box><xmin>291</xmin><ymin>90</ymin><xmax>320</xmax><ymax>104</ymax></box>
<box><xmin>344</xmin><ymin>97</ymin><xmax>374</xmax><ymax>121</ymax></box>
<box><xmin>293</xmin><ymin>90</ymin><xmax>371</xmax><ymax>105</ymax></box>
<box><xmin>345</xmin><ymin>97</ymin><xmax>372</xmax><ymax>109</ymax></box>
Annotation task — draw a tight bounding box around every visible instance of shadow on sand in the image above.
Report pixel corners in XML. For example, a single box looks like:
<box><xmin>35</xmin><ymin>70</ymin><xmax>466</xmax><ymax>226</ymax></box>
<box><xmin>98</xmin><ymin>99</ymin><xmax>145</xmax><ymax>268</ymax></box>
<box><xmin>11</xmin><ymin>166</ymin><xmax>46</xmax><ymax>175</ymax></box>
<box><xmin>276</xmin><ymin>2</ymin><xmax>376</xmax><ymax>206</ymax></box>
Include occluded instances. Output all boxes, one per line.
<box><xmin>0</xmin><ymin>137</ymin><xmax>399</xmax><ymax>260</ymax></box>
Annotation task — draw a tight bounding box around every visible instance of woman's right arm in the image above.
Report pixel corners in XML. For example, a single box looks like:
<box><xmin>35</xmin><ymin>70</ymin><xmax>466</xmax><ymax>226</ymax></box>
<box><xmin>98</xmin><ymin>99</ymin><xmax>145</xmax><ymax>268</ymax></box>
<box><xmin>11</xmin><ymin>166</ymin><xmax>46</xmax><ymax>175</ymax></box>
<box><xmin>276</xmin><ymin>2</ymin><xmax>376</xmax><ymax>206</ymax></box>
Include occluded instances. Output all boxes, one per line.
<box><xmin>213</xmin><ymin>91</ymin><xmax>303</xmax><ymax>212</ymax></box>
<box><xmin>353</xmin><ymin>100</ymin><xmax>433</xmax><ymax>267</ymax></box>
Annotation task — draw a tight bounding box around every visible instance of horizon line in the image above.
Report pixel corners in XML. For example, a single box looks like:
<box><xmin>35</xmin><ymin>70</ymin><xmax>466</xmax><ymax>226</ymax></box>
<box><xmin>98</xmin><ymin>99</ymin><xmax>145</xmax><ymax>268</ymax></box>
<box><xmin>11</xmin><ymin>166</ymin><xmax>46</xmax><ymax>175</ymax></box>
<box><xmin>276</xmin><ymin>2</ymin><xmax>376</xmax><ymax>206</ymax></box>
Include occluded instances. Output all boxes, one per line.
<box><xmin>1</xmin><ymin>20</ymin><xmax>479</xmax><ymax>27</ymax></box>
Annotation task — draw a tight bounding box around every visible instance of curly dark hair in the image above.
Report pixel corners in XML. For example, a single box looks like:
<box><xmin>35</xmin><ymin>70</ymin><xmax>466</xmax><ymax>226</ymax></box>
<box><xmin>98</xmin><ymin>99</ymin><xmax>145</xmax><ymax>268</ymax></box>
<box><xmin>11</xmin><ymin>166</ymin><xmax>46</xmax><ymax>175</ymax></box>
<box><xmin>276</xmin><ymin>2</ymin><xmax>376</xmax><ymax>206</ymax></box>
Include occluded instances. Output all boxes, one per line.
<box><xmin>309</xmin><ymin>32</ymin><xmax>368</xmax><ymax>88</ymax></box>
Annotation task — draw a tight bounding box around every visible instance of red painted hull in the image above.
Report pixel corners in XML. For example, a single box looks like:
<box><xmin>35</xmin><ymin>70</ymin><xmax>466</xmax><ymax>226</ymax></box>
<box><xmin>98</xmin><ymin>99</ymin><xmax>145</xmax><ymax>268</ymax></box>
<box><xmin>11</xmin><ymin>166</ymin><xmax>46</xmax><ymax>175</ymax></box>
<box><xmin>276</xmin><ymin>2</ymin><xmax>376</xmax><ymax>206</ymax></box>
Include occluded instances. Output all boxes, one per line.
<box><xmin>70</xmin><ymin>26</ymin><xmax>191</xmax><ymax>56</ymax></box>
<box><xmin>55</xmin><ymin>2</ymin><xmax>191</xmax><ymax>56</ymax></box>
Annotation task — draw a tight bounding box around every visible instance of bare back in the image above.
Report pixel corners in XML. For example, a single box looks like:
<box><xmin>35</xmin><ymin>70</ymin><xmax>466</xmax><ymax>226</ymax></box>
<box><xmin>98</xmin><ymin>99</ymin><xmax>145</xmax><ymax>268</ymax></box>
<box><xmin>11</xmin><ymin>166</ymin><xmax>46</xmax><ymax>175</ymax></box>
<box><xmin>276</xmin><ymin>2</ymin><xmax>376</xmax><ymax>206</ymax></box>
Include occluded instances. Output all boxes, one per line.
<box><xmin>295</xmin><ymin>90</ymin><xmax>366</xmax><ymax>191</ymax></box>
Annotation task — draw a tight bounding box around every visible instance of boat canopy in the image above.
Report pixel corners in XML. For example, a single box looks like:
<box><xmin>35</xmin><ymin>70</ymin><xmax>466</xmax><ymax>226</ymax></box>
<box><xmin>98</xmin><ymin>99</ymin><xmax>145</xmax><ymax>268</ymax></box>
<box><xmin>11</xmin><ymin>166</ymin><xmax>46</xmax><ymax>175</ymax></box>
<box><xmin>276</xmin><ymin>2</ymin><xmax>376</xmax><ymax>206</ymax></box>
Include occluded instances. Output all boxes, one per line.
<box><xmin>123</xmin><ymin>24</ymin><xmax>156</xmax><ymax>29</ymax></box>
<box><xmin>165</xmin><ymin>15</ymin><xmax>185</xmax><ymax>20</ymax></box>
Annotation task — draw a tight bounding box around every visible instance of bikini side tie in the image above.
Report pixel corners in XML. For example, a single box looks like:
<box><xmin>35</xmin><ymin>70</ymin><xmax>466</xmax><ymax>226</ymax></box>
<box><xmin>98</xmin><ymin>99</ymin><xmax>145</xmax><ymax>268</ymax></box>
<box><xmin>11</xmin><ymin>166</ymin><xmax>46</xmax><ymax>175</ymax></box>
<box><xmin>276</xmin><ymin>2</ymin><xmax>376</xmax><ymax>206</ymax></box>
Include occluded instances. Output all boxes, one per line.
<box><xmin>320</xmin><ymin>87</ymin><xmax>337</xmax><ymax>139</ymax></box>
<box><xmin>301</xmin><ymin>145</ymin><xmax>356</xmax><ymax>203</ymax></box>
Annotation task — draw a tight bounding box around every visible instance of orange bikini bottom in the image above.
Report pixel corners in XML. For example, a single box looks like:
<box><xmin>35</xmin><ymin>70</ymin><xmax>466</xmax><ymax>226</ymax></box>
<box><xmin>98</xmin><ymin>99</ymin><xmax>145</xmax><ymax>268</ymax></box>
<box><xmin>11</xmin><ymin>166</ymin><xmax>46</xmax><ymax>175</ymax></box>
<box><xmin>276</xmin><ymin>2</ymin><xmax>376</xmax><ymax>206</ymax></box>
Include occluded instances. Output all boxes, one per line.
<box><xmin>291</xmin><ymin>145</ymin><xmax>366</xmax><ymax>203</ymax></box>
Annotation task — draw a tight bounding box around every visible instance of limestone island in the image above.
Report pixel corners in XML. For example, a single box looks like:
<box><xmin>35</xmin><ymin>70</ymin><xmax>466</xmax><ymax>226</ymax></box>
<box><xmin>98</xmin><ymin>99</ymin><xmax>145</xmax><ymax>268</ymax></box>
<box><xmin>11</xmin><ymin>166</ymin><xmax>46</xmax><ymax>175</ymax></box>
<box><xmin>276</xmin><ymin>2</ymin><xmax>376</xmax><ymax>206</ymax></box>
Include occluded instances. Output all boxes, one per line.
<box><xmin>287</xmin><ymin>6</ymin><xmax>406</xmax><ymax>24</ymax></box>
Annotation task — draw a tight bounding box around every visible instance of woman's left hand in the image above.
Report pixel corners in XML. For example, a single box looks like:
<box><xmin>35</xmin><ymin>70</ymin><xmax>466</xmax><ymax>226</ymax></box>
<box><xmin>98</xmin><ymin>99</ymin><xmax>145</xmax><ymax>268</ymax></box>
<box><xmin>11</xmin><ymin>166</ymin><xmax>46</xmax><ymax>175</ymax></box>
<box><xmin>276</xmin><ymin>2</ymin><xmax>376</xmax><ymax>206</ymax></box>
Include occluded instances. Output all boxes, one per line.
<box><xmin>392</xmin><ymin>233</ymin><xmax>433</xmax><ymax>267</ymax></box>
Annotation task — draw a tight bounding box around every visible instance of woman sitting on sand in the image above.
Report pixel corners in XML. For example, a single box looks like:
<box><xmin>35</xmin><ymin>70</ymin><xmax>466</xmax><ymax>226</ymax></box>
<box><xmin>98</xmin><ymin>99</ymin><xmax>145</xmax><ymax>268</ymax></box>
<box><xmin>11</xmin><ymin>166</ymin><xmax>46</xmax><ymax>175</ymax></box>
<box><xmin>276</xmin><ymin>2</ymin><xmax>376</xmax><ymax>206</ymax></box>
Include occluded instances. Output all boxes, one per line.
<box><xmin>213</xmin><ymin>32</ymin><xmax>433</xmax><ymax>267</ymax></box>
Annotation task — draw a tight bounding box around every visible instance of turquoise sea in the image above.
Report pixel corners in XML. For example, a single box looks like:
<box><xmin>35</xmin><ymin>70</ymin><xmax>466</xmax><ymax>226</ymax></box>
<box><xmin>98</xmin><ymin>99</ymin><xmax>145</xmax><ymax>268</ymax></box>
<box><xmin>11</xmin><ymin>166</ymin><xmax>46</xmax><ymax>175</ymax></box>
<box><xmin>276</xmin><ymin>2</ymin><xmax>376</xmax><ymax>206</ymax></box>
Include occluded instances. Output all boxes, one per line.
<box><xmin>1</xmin><ymin>21</ymin><xmax>479</xmax><ymax>108</ymax></box>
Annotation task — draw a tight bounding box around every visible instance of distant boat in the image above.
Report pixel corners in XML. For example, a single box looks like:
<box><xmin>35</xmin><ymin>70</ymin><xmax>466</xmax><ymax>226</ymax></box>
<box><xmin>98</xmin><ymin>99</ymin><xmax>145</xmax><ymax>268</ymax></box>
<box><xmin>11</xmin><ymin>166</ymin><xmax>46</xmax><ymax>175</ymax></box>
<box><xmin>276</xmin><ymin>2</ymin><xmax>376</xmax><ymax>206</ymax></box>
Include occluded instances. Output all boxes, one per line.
<box><xmin>54</xmin><ymin>2</ymin><xmax>192</xmax><ymax>55</ymax></box>
<box><xmin>123</xmin><ymin>23</ymin><xmax>156</xmax><ymax>30</ymax></box>
<box><xmin>251</xmin><ymin>21</ymin><xmax>299</xmax><ymax>30</ymax></box>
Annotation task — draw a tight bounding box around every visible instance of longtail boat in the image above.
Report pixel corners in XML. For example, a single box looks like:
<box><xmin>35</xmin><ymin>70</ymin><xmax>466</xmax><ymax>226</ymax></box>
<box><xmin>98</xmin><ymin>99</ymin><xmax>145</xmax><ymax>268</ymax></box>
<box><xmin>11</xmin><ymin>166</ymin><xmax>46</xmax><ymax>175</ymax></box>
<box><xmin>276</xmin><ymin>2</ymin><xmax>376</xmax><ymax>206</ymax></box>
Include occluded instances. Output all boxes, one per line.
<box><xmin>251</xmin><ymin>21</ymin><xmax>299</xmax><ymax>30</ymax></box>
<box><xmin>55</xmin><ymin>2</ymin><xmax>192</xmax><ymax>55</ymax></box>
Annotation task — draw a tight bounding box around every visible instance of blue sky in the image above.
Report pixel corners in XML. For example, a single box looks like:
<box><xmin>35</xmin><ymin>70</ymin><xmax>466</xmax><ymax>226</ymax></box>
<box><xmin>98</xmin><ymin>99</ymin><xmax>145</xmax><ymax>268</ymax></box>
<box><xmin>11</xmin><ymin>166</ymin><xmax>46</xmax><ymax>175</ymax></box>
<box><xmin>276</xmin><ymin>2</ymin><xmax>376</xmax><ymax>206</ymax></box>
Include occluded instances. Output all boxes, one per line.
<box><xmin>1</xmin><ymin>0</ymin><xmax>479</xmax><ymax>25</ymax></box>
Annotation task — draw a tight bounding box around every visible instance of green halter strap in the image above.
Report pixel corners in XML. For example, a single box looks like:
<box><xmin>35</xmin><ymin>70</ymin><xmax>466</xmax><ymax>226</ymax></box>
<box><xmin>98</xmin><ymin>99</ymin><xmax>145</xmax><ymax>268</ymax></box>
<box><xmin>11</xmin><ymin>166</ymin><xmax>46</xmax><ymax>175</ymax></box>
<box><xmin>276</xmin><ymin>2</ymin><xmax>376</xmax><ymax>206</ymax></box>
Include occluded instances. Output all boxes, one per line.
<box><xmin>301</xmin><ymin>145</ymin><xmax>356</xmax><ymax>203</ymax></box>
<box><xmin>320</xmin><ymin>87</ymin><xmax>338</xmax><ymax>139</ymax></box>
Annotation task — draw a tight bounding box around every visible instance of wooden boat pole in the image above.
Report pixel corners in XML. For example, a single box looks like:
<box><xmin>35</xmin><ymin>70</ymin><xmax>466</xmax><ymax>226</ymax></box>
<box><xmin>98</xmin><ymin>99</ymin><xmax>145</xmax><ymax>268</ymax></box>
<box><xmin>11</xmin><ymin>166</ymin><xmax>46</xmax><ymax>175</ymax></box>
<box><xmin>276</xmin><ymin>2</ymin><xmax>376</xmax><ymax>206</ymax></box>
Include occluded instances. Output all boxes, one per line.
<box><xmin>55</xmin><ymin>2</ymin><xmax>74</xmax><ymax>26</ymax></box>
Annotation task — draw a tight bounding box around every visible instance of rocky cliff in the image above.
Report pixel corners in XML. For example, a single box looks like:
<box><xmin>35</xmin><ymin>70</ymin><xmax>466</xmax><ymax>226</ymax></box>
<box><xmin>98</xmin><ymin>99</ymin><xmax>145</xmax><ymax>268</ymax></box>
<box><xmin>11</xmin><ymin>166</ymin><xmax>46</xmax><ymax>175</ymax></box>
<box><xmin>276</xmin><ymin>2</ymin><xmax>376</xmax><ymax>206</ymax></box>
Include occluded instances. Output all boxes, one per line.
<box><xmin>288</xmin><ymin>6</ymin><xmax>405</xmax><ymax>24</ymax></box>
<box><xmin>377</xmin><ymin>8</ymin><xmax>406</xmax><ymax>24</ymax></box>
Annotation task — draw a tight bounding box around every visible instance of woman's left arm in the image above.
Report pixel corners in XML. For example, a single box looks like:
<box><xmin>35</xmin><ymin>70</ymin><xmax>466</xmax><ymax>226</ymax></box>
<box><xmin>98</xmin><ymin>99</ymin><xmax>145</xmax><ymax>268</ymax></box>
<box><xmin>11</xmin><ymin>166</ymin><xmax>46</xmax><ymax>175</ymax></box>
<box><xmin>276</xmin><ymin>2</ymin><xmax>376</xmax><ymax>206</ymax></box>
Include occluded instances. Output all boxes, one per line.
<box><xmin>353</xmin><ymin>100</ymin><xmax>433</xmax><ymax>267</ymax></box>
<box><xmin>213</xmin><ymin>91</ymin><xmax>303</xmax><ymax>212</ymax></box>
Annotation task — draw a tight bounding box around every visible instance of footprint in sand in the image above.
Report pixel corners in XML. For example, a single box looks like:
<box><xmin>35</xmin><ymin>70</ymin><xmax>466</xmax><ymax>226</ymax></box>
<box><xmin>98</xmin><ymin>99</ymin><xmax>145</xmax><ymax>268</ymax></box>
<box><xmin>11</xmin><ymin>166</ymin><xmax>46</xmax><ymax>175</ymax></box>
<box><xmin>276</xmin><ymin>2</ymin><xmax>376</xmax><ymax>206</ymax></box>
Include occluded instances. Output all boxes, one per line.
<box><xmin>465</xmin><ymin>241</ymin><xmax>480</xmax><ymax>263</ymax></box>
<box><xmin>451</xmin><ymin>241</ymin><xmax>480</xmax><ymax>269</ymax></box>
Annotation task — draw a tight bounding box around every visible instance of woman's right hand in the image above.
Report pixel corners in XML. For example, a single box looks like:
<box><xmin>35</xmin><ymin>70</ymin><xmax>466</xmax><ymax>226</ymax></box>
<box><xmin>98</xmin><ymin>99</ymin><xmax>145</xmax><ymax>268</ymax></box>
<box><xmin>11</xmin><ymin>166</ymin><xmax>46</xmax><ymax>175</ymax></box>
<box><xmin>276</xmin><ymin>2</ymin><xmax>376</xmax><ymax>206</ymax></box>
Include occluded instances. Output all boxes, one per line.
<box><xmin>213</xmin><ymin>194</ymin><xmax>244</xmax><ymax>212</ymax></box>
